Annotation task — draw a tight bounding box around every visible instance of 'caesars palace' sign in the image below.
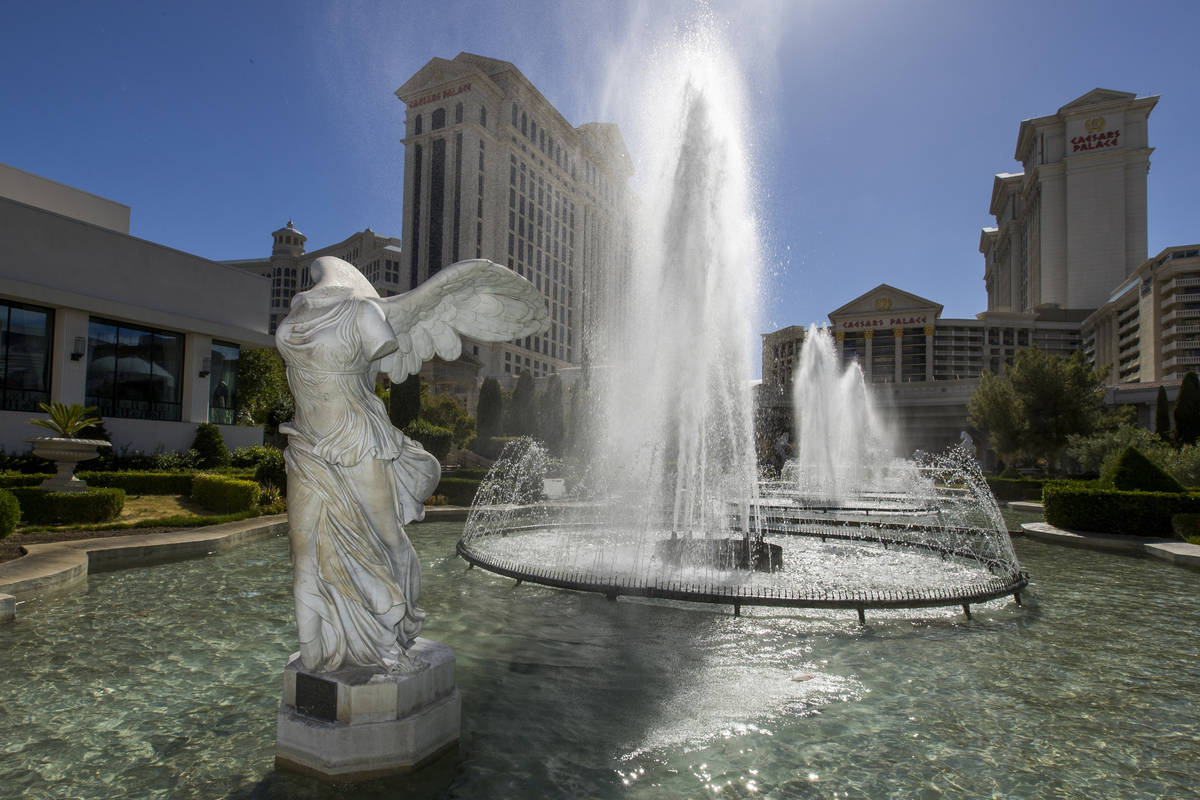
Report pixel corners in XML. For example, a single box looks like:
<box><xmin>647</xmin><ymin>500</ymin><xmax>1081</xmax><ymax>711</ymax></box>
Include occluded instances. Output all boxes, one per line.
<box><xmin>408</xmin><ymin>82</ymin><xmax>472</xmax><ymax>108</ymax></box>
<box><xmin>840</xmin><ymin>315</ymin><xmax>928</xmax><ymax>330</ymax></box>
<box><xmin>1071</xmin><ymin>116</ymin><xmax>1120</xmax><ymax>153</ymax></box>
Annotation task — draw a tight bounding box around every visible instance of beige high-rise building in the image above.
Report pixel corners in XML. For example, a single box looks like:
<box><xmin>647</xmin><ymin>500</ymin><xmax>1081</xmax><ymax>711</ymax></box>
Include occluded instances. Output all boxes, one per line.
<box><xmin>980</xmin><ymin>89</ymin><xmax>1157</xmax><ymax>319</ymax></box>
<box><xmin>761</xmin><ymin>88</ymin><xmax>1180</xmax><ymax>457</ymax></box>
<box><xmin>395</xmin><ymin>52</ymin><xmax>631</xmax><ymax>383</ymax></box>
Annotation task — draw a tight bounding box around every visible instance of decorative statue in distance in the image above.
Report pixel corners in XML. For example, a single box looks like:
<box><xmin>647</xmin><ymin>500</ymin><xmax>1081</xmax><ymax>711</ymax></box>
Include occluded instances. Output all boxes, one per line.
<box><xmin>277</xmin><ymin>255</ymin><xmax>547</xmax><ymax>673</ymax></box>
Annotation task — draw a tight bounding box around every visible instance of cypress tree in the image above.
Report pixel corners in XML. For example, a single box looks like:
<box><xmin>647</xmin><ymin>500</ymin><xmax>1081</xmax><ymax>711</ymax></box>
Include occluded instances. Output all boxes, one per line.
<box><xmin>1174</xmin><ymin>372</ymin><xmax>1200</xmax><ymax>446</ymax></box>
<box><xmin>538</xmin><ymin>373</ymin><xmax>565</xmax><ymax>454</ymax></box>
<box><xmin>389</xmin><ymin>373</ymin><xmax>421</xmax><ymax>432</ymax></box>
<box><xmin>507</xmin><ymin>371</ymin><xmax>537</xmax><ymax>437</ymax></box>
<box><xmin>476</xmin><ymin>377</ymin><xmax>503</xmax><ymax>441</ymax></box>
<box><xmin>1156</xmin><ymin>385</ymin><xmax>1172</xmax><ymax>443</ymax></box>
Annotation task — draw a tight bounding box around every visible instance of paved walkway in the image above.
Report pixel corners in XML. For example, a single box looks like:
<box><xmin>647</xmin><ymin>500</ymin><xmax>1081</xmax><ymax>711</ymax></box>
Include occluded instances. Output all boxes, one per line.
<box><xmin>1021</xmin><ymin>521</ymin><xmax>1200</xmax><ymax>570</ymax></box>
<box><xmin>0</xmin><ymin>507</ymin><xmax>470</xmax><ymax>622</ymax></box>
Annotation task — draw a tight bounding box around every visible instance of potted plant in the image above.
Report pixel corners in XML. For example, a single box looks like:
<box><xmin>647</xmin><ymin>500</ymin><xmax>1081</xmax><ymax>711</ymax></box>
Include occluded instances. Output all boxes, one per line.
<box><xmin>27</xmin><ymin>402</ymin><xmax>112</xmax><ymax>493</ymax></box>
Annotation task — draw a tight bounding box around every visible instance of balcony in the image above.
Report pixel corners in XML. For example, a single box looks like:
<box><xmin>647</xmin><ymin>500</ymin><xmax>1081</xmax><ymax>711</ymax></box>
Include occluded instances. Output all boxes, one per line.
<box><xmin>1162</xmin><ymin>308</ymin><xmax>1200</xmax><ymax>327</ymax></box>
<box><xmin>1165</xmin><ymin>354</ymin><xmax>1200</xmax><ymax>371</ymax></box>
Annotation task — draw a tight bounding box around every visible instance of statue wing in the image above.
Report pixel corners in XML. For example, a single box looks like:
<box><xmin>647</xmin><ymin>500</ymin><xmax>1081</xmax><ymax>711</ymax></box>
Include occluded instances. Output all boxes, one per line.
<box><xmin>376</xmin><ymin>259</ymin><xmax>549</xmax><ymax>382</ymax></box>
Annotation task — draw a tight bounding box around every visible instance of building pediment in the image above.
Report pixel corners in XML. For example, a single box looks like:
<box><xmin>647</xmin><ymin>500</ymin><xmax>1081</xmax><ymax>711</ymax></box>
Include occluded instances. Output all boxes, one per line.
<box><xmin>1059</xmin><ymin>88</ymin><xmax>1136</xmax><ymax>113</ymax></box>
<box><xmin>395</xmin><ymin>54</ymin><xmax>499</xmax><ymax>105</ymax></box>
<box><xmin>828</xmin><ymin>284</ymin><xmax>942</xmax><ymax>331</ymax></box>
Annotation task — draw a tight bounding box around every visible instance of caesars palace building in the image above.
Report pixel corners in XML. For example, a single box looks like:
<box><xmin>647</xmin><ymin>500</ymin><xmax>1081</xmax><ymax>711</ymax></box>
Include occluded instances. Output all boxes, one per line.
<box><xmin>761</xmin><ymin>88</ymin><xmax>1200</xmax><ymax>457</ymax></box>
<box><xmin>231</xmin><ymin>52</ymin><xmax>632</xmax><ymax>410</ymax></box>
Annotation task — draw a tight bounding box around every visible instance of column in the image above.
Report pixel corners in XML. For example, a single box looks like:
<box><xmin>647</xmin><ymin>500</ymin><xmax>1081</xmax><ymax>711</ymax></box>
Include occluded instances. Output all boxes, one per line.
<box><xmin>863</xmin><ymin>329</ymin><xmax>873</xmax><ymax>383</ymax></box>
<box><xmin>182</xmin><ymin>333</ymin><xmax>213</xmax><ymax>424</ymax></box>
<box><xmin>893</xmin><ymin>327</ymin><xmax>904</xmax><ymax>383</ymax></box>
<box><xmin>50</xmin><ymin>308</ymin><xmax>91</xmax><ymax>405</ymax></box>
<box><xmin>924</xmin><ymin>325</ymin><xmax>935</xmax><ymax>382</ymax></box>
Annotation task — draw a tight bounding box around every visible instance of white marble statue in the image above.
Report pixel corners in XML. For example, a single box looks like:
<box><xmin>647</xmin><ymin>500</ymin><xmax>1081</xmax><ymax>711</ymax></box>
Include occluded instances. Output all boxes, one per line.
<box><xmin>277</xmin><ymin>256</ymin><xmax>547</xmax><ymax>673</ymax></box>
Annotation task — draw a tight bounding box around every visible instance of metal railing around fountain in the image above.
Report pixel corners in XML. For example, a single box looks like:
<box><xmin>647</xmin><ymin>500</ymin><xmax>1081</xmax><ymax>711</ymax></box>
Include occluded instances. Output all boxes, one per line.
<box><xmin>456</xmin><ymin>518</ymin><xmax>1028</xmax><ymax>621</ymax></box>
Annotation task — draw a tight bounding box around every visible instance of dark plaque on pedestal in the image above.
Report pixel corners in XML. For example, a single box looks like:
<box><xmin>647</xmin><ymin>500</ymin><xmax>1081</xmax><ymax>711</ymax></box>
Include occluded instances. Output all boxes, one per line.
<box><xmin>295</xmin><ymin>672</ymin><xmax>337</xmax><ymax>721</ymax></box>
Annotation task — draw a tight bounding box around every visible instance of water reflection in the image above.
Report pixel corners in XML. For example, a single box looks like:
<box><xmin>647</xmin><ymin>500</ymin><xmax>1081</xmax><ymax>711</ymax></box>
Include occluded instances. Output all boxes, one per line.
<box><xmin>1</xmin><ymin>524</ymin><xmax>1197</xmax><ymax>799</ymax></box>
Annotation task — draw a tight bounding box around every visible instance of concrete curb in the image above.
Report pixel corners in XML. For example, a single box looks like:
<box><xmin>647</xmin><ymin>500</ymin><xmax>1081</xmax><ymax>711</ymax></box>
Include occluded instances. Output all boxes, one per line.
<box><xmin>1021</xmin><ymin>522</ymin><xmax>1200</xmax><ymax>570</ymax></box>
<box><xmin>0</xmin><ymin>514</ymin><xmax>290</xmax><ymax>613</ymax></box>
<box><xmin>0</xmin><ymin>507</ymin><xmax>472</xmax><ymax>621</ymax></box>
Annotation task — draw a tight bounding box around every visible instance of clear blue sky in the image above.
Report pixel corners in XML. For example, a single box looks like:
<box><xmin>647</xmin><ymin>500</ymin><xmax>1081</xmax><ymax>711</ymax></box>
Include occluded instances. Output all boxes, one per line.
<box><xmin>3</xmin><ymin>0</ymin><xmax>1197</xmax><ymax>374</ymax></box>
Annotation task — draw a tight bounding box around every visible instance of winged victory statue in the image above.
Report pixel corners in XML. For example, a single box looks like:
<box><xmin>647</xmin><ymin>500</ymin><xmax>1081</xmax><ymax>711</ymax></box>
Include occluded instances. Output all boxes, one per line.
<box><xmin>275</xmin><ymin>255</ymin><xmax>548</xmax><ymax>673</ymax></box>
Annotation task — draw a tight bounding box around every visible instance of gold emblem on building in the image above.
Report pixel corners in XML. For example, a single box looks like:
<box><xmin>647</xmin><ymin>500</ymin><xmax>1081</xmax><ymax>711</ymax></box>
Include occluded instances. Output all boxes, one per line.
<box><xmin>874</xmin><ymin>297</ymin><xmax>892</xmax><ymax>311</ymax></box>
<box><xmin>1085</xmin><ymin>116</ymin><xmax>1106</xmax><ymax>134</ymax></box>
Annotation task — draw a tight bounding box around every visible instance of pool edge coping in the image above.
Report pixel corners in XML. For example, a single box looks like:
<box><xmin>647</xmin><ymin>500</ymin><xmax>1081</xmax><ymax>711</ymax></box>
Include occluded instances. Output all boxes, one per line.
<box><xmin>0</xmin><ymin>506</ymin><xmax>471</xmax><ymax>621</ymax></box>
<box><xmin>1021</xmin><ymin>521</ymin><xmax>1200</xmax><ymax>570</ymax></box>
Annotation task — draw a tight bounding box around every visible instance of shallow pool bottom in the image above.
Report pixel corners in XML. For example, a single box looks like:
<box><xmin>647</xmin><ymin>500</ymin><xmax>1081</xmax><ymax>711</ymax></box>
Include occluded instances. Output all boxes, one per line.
<box><xmin>1</xmin><ymin>522</ymin><xmax>1197</xmax><ymax>799</ymax></box>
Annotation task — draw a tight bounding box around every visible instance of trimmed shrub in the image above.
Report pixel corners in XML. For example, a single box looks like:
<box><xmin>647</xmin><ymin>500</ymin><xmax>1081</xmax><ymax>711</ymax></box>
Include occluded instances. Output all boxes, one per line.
<box><xmin>77</xmin><ymin>471</ymin><xmax>195</xmax><ymax>495</ymax></box>
<box><xmin>253</xmin><ymin>448</ymin><xmax>287</xmax><ymax>495</ymax></box>
<box><xmin>10</xmin><ymin>487</ymin><xmax>125</xmax><ymax>525</ymax></box>
<box><xmin>0</xmin><ymin>472</ymin><xmax>50</xmax><ymax>489</ymax></box>
<box><xmin>1043</xmin><ymin>483</ymin><xmax>1200</xmax><ymax>537</ymax></box>
<box><xmin>985</xmin><ymin>477</ymin><xmax>1048</xmax><ymax>502</ymax></box>
<box><xmin>230</xmin><ymin>444</ymin><xmax>282</xmax><ymax>469</ymax></box>
<box><xmin>152</xmin><ymin>449</ymin><xmax>202</xmax><ymax>472</ymax></box>
<box><xmin>191</xmin><ymin>423</ymin><xmax>231</xmax><ymax>469</ymax></box>
<box><xmin>191</xmin><ymin>474</ymin><xmax>260</xmax><ymax>514</ymax></box>
<box><xmin>1101</xmin><ymin>446</ymin><xmax>1186</xmax><ymax>493</ymax></box>
<box><xmin>1170</xmin><ymin>513</ymin><xmax>1200</xmax><ymax>542</ymax></box>
<box><xmin>0</xmin><ymin>489</ymin><xmax>19</xmax><ymax>537</ymax></box>
<box><xmin>434</xmin><ymin>477</ymin><xmax>482</xmax><ymax>506</ymax></box>
<box><xmin>404</xmin><ymin>420</ymin><xmax>454</xmax><ymax>462</ymax></box>
<box><xmin>446</xmin><ymin>468</ymin><xmax>490</xmax><ymax>481</ymax></box>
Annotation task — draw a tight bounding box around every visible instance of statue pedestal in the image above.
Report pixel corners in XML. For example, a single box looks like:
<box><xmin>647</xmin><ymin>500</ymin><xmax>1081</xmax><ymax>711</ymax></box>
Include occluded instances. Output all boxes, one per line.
<box><xmin>275</xmin><ymin>638</ymin><xmax>461</xmax><ymax>782</ymax></box>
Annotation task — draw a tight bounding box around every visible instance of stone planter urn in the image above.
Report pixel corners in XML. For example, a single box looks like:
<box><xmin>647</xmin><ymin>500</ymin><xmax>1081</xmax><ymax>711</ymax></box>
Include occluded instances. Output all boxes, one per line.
<box><xmin>27</xmin><ymin>436</ymin><xmax>111</xmax><ymax>493</ymax></box>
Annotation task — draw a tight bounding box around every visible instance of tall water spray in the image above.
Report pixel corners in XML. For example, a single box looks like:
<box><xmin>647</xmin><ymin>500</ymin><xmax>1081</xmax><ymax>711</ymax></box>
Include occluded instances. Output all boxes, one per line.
<box><xmin>459</xmin><ymin>23</ymin><xmax>1027</xmax><ymax>616</ymax></box>
<box><xmin>789</xmin><ymin>325</ymin><xmax>894</xmax><ymax>500</ymax></box>
<box><xmin>590</xmin><ymin>29</ymin><xmax>762</xmax><ymax>536</ymax></box>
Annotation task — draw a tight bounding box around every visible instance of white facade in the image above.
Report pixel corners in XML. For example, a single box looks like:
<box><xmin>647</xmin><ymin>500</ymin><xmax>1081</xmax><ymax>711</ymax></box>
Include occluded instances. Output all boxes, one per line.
<box><xmin>395</xmin><ymin>52</ymin><xmax>631</xmax><ymax>382</ymax></box>
<box><xmin>0</xmin><ymin>165</ymin><xmax>272</xmax><ymax>454</ymax></box>
<box><xmin>982</xmin><ymin>89</ymin><xmax>1156</xmax><ymax>317</ymax></box>
<box><xmin>1083</xmin><ymin>245</ymin><xmax>1200</xmax><ymax>426</ymax></box>
<box><xmin>227</xmin><ymin>222</ymin><xmax>407</xmax><ymax>335</ymax></box>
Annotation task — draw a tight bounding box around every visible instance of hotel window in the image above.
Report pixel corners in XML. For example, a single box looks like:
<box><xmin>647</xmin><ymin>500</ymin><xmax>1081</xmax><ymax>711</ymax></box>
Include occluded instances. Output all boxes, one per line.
<box><xmin>413</xmin><ymin>114</ymin><xmax>422</xmax><ymax>135</ymax></box>
<box><xmin>0</xmin><ymin>300</ymin><xmax>52</xmax><ymax>412</ymax></box>
<box><xmin>85</xmin><ymin>319</ymin><xmax>184</xmax><ymax>421</ymax></box>
<box><xmin>208</xmin><ymin>341</ymin><xmax>240</xmax><ymax>425</ymax></box>
<box><xmin>455</xmin><ymin>102</ymin><xmax>463</xmax><ymax>124</ymax></box>
<box><xmin>480</xmin><ymin>105</ymin><xmax>487</xmax><ymax>127</ymax></box>
<box><xmin>432</xmin><ymin>107</ymin><xmax>446</xmax><ymax>130</ymax></box>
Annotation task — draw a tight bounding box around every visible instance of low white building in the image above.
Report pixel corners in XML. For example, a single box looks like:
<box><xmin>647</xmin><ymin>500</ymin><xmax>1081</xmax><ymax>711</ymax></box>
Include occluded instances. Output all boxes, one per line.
<box><xmin>0</xmin><ymin>163</ymin><xmax>273</xmax><ymax>455</ymax></box>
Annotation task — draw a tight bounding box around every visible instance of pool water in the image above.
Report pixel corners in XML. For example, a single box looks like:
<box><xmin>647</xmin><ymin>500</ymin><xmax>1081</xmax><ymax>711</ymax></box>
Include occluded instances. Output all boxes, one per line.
<box><xmin>1</xmin><ymin>522</ymin><xmax>1197</xmax><ymax>799</ymax></box>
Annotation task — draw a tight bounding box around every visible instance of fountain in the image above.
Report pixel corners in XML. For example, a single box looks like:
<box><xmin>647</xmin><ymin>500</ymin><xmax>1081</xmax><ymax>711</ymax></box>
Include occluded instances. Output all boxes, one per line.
<box><xmin>458</xmin><ymin>27</ymin><xmax>1026</xmax><ymax>618</ymax></box>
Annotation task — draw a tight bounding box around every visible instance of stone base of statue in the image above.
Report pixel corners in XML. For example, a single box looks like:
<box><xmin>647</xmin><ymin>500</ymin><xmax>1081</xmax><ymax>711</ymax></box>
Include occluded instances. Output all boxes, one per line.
<box><xmin>275</xmin><ymin>638</ymin><xmax>461</xmax><ymax>783</ymax></box>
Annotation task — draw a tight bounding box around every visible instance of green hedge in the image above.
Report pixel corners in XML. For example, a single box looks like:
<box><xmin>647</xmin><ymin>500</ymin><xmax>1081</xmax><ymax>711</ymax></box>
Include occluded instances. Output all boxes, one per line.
<box><xmin>10</xmin><ymin>487</ymin><xmax>126</xmax><ymax>525</ymax></box>
<box><xmin>985</xmin><ymin>477</ymin><xmax>1049</xmax><ymax>502</ymax></box>
<box><xmin>77</xmin><ymin>471</ymin><xmax>196</xmax><ymax>495</ymax></box>
<box><xmin>1043</xmin><ymin>484</ymin><xmax>1200</xmax><ymax>538</ymax></box>
<box><xmin>191</xmin><ymin>475</ymin><xmax>260</xmax><ymax>514</ymax></box>
<box><xmin>434</xmin><ymin>477</ymin><xmax>482</xmax><ymax>506</ymax></box>
<box><xmin>0</xmin><ymin>489</ymin><xmax>19</xmax><ymax>537</ymax></box>
<box><xmin>445</xmin><ymin>468</ymin><xmax>491</xmax><ymax>481</ymax></box>
<box><xmin>0</xmin><ymin>472</ymin><xmax>48</xmax><ymax>489</ymax></box>
<box><xmin>1101</xmin><ymin>446</ymin><xmax>1185</xmax><ymax>493</ymax></box>
<box><xmin>253</xmin><ymin>449</ymin><xmax>287</xmax><ymax>495</ymax></box>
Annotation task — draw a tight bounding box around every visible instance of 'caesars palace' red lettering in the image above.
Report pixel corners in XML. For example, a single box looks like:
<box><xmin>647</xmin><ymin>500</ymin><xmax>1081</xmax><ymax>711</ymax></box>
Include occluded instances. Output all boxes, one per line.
<box><xmin>408</xmin><ymin>83</ymin><xmax>472</xmax><ymax>108</ymax></box>
<box><xmin>1071</xmin><ymin>130</ymin><xmax>1120</xmax><ymax>152</ymax></box>
<box><xmin>841</xmin><ymin>316</ymin><xmax>927</xmax><ymax>330</ymax></box>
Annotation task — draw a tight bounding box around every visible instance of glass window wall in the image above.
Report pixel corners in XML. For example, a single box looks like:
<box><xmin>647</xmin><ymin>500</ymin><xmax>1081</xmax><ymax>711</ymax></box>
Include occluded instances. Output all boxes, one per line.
<box><xmin>208</xmin><ymin>341</ymin><xmax>240</xmax><ymax>425</ymax></box>
<box><xmin>0</xmin><ymin>301</ymin><xmax>53</xmax><ymax>411</ymax></box>
<box><xmin>85</xmin><ymin>319</ymin><xmax>183</xmax><ymax>421</ymax></box>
